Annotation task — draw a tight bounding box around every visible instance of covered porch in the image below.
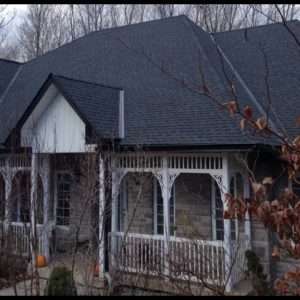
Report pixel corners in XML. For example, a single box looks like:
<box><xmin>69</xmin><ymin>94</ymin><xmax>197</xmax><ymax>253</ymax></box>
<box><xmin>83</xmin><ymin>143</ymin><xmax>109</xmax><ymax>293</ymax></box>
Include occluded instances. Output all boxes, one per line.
<box><xmin>107</xmin><ymin>152</ymin><xmax>252</xmax><ymax>292</ymax></box>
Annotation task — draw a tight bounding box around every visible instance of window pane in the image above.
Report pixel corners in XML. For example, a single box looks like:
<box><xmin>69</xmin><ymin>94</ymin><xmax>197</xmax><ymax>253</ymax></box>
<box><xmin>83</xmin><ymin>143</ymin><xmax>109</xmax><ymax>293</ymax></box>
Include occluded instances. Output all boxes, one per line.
<box><xmin>217</xmin><ymin>230</ymin><xmax>224</xmax><ymax>241</ymax></box>
<box><xmin>56</xmin><ymin>174</ymin><xmax>71</xmax><ymax>226</ymax></box>
<box><xmin>157</xmin><ymin>214</ymin><xmax>164</xmax><ymax>224</ymax></box>
<box><xmin>157</xmin><ymin>225</ymin><xmax>163</xmax><ymax>235</ymax></box>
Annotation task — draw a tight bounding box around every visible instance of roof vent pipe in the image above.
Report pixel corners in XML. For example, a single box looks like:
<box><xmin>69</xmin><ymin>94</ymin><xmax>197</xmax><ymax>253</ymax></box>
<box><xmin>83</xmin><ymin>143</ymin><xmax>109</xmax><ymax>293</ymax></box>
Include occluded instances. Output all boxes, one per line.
<box><xmin>119</xmin><ymin>89</ymin><xmax>125</xmax><ymax>139</ymax></box>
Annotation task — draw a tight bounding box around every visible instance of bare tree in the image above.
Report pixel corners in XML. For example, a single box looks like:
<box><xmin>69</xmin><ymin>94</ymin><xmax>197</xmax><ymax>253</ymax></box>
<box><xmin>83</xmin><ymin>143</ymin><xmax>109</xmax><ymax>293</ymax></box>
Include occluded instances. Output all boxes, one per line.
<box><xmin>18</xmin><ymin>5</ymin><xmax>69</xmax><ymax>61</ymax></box>
<box><xmin>0</xmin><ymin>5</ymin><xmax>16</xmax><ymax>58</ymax></box>
<box><xmin>76</xmin><ymin>4</ymin><xmax>109</xmax><ymax>35</ymax></box>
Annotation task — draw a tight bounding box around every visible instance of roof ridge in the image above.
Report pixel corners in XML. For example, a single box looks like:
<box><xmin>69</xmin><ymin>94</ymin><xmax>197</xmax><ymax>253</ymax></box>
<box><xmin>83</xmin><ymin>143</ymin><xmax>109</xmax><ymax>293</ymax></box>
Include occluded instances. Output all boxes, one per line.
<box><xmin>213</xmin><ymin>19</ymin><xmax>299</xmax><ymax>35</ymax></box>
<box><xmin>94</xmin><ymin>14</ymin><xmax>187</xmax><ymax>34</ymax></box>
<box><xmin>0</xmin><ymin>57</ymin><xmax>22</xmax><ymax>64</ymax></box>
<box><xmin>52</xmin><ymin>73</ymin><xmax>123</xmax><ymax>91</ymax></box>
<box><xmin>25</xmin><ymin>31</ymin><xmax>98</xmax><ymax>64</ymax></box>
<box><xmin>24</xmin><ymin>15</ymin><xmax>187</xmax><ymax>65</ymax></box>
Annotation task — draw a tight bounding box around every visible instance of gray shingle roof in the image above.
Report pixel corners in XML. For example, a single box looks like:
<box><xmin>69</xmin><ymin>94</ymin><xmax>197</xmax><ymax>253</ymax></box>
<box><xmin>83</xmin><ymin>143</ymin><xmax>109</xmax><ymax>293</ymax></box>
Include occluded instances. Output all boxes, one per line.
<box><xmin>213</xmin><ymin>20</ymin><xmax>300</xmax><ymax>142</ymax></box>
<box><xmin>52</xmin><ymin>74</ymin><xmax>121</xmax><ymax>139</ymax></box>
<box><xmin>0</xmin><ymin>16</ymin><xmax>299</xmax><ymax>149</ymax></box>
<box><xmin>0</xmin><ymin>59</ymin><xmax>22</xmax><ymax>100</ymax></box>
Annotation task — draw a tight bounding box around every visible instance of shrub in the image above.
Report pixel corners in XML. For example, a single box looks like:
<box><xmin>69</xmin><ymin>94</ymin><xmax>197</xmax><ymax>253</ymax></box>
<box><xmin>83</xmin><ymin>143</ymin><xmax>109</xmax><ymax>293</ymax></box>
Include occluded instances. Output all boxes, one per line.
<box><xmin>245</xmin><ymin>249</ymin><xmax>269</xmax><ymax>295</ymax></box>
<box><xmin>45</xmin><ymin>266</ymin><xmax>77</xmax><ymax>296</ymax></box>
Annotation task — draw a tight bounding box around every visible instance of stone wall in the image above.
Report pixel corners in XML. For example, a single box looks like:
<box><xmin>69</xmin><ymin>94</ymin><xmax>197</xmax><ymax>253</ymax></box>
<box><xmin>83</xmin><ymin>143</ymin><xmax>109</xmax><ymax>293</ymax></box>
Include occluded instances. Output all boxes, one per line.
<box><xmin>175</xmin><ymin>174</ymin><xmax>212</xmax><ymax>239</ymax></box>
<box><xmin>126</xmin><ymin>172</ymin><xmax>154</xmax><ymax>235</ymax></box>
<box><xmin>125</xmin><ymin>172</ymin><xmax>246</xmax><ymax>242</ymax></box>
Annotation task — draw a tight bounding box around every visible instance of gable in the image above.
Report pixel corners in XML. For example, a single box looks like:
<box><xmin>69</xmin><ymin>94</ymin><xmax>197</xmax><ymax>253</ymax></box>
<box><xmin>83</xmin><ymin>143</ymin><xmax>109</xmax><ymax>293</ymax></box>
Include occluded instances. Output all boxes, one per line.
<box><xmin>21</xmin><ymin>84</ymin><xmax>86</xmax><ymax>153</ymax></box>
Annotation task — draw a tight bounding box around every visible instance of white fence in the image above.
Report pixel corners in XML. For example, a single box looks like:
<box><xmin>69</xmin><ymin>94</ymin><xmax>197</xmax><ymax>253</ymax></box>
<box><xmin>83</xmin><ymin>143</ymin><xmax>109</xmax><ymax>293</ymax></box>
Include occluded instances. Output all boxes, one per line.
<box><xmin>108</xmin><ymin>232</ymin><xmax>247</xmax><ymax>287</ymax></box>
<box><xmin>0</xmin><ymin>222</ymin><xmax>45</xmax><ymax>256</ymax></box>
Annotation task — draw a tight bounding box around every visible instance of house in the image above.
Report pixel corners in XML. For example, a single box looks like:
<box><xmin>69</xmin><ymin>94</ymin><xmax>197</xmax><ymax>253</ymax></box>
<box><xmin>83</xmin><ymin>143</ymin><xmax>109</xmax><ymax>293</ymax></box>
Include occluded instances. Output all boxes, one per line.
<box><xmin>0</xmin><ymin>15</ymin><xmax>300</xmax><ymax>293</ymax></box>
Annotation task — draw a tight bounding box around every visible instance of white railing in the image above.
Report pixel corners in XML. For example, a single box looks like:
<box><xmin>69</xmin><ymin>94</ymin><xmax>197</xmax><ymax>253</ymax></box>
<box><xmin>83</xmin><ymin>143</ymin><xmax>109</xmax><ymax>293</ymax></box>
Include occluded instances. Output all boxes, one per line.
<box><xmin>230</xmin><ymin>239</ymin><xmax>247</xmax><ymax>286</ymax></box>
<box><xmin>109</xmin><ymin>232</ymin><xmax>229</xmax><ymax>286</ymax></box>
<box><xmin>1</xmin><ymin>222</ymin><xmax>45</xmax><ymax>256</ymax></box>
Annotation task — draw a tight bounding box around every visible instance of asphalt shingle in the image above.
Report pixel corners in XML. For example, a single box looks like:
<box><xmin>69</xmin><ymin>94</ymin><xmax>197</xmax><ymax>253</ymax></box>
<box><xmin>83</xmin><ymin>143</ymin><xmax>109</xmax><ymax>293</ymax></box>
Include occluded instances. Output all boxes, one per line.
<box><xmin>0</xmin><ymin>16</ymin><xmax>298</xmax><ymax>148</ymax></box>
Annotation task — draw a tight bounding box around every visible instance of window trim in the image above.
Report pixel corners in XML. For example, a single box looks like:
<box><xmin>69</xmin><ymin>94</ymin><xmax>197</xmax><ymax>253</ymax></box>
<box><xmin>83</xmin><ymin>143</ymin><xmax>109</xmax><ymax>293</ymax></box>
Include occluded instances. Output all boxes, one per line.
<box><xmin>211</xmin><ymin>175</ymin><xmax>240</xmax><ymax>241</ymax></box>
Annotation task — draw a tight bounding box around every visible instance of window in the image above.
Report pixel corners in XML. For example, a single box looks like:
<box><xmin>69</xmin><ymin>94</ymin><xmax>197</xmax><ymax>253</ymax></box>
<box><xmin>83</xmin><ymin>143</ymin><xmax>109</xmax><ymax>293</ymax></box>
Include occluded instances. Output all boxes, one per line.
<box><xmin>211</xmin><ymin>176</ymin><xmax>240</xmax><ymax>241</ymax></box>
<box><xmin>56</xmin><ymin>173</ymin><xmax>71</xmax><ymax>226</ymax></box>
<box><xmin>212</xmin><ymin>179</ymin><xmax>224</xmax><ymax>241</ymax></box>
<box><xmin>153</xmin><ymin>178</ymin><xmax>175</xmax><ymax>236</ymax></box>
<box><xmin>118</xmin><ymin>179</ymin><xmax>128</xmax><ymax>232</ymax></box>
<box><xmin>229</xmin><ymin>177</ymin><xmax>238</xmax><ymax>241</ymax></box>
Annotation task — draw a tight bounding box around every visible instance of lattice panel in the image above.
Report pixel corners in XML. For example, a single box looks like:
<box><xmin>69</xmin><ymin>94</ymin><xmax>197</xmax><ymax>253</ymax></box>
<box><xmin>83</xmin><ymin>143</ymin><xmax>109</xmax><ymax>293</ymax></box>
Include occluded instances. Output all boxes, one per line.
<box><xmin>168</xmin><ymin>155</ymin><xmax>223</xmax><ymax>170</ymax></box>
<box><xmin>9</xmin><ymin>156</ymin><xmax>31</xmax><ymax>168</ymax></box>
<box><xmin>117</xmin><ymin>155</ymin><xmax>162</xmax><ymax>169</ymax></box>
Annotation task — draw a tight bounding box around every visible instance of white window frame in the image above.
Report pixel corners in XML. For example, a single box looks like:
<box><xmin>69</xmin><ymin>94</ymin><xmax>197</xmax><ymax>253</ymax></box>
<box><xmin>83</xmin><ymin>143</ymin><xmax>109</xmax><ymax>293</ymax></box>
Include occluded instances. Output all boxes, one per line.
<box><xmin>229</xmin><ymin>175</ymin><xmax>239</xmax><ymax>241</ymax></box>
<box><xmin>54</xmin><ymin>171</ymin><xmax>72</xmax><ymax>230</ymax></box>
<box><xmin>211</xmin><ymin>178</ymin><xmax>224</xmax><ymax>241</ymax></box>
<box><xmin>118</xmin><ymin>179</ymin><xmax>128</xmax><ymax>232</ymax></box>
<box><xmin>153</xmin><ymin>178</ymin><xmax>176</xmax><ymax>236</ymax></box>
<box><xmin>211</xmin><ymin>175</ymin><xmax>239</xmax><ymax>241</ymax></box>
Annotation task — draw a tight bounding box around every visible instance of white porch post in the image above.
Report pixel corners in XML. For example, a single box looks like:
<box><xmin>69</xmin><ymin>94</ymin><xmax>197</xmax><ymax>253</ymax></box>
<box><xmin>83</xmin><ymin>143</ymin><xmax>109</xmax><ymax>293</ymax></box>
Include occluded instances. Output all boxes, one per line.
<box><xmin>30</xmin><ymin>151</ymin><xmax>38</xmax><ymax>265</ymax></box>
<box><xmin>162</xmin><ymin>156</ymin><xmax>170</xmax><ymax>278</ymax></box>
<box><xmin>222</xmin><ymin>155</ymin><xmax>232</xmax><ymax>293</ymax></box>
<box><xmin>243</xmin><ymin>173</ymin><xmax>251</xmax><ymax>250</ymax></box>
<box><xmin>110</xmin><ymin>158</ymin><xmax>119</xmax><ymax>270</ymax></box>
<box><xmin>99</xmin><ymin>156</ymin><xmax>105</xmax><ymax>278</ymax></box>
<box><xmin>42</xmin><ymin>155</ymin><xmax>50</xmax><ymax>262</ymax></box>
<box><xmin>4</xmin><ymin>159</ymin><xmax>12</xmax><ymax>231</ymax></box>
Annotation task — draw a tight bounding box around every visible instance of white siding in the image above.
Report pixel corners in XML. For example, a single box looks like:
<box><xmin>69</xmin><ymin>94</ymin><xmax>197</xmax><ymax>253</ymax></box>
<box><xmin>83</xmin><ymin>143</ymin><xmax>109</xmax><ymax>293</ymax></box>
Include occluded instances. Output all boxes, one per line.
<box><xmin>21</xmin><ymin>92</ymin><xmax>86</xmax><ymax>153</ymax></box>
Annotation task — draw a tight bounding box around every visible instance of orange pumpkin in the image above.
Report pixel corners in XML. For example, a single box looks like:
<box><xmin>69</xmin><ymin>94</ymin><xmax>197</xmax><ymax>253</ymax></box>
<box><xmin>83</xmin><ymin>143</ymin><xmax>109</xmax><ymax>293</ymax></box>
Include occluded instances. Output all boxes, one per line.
<box><xmin>37</xmin><ymin>255</ymin><xmax>46</xmax><ymax>268</ymax></box>
<box><xmin>94</xmin><ymin>263</ymin><xmax>99</xmax><ymax>277</ymax></box>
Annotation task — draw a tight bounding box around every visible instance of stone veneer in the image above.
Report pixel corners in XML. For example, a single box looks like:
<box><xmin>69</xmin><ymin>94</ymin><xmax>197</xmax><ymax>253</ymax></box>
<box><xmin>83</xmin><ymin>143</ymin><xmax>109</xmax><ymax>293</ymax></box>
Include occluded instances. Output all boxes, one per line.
<box><xmin>125</xmin><ymin>172</ymin><xmax>245</xmax><ymax>241</ymax></box>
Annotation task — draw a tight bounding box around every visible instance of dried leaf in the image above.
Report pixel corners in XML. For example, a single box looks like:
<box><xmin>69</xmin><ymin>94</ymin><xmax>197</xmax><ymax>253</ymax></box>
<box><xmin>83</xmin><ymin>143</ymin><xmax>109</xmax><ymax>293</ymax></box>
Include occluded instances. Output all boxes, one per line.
<box><xmin>224</xmin><ymin>101</ymin><xmax>238</xmax><ymax>116</ymax></box>
<box><xmin>243</xmin><ymin>106</ymin><xmax>253</xmax><ymax>118</ymax></box>
<box><xmin>251</xmin><ymin>181</ymin><xmax>266</xmax><ymax>195</ymax></box>
<box><xmin>272</xmin><ymin>244</ymin><xmax>281</xmax><ymax>259</ymax></box>
<box><xmin>284</xmin><ymin>239</ymin><xmax>294</xmax><ymax>257</ymax></box>
<box><xmin>262</xmin><ymin>177</ymin><xmax>273</xmax><ymax>185</ymax></box>
<box><xmin>285</xmin><ymin>271</ymin><xmax>297</xmax><ymax>282</ymax></box>
<box><xmin>240</xmin><ymin>118</ymin><xmax>247</xmax><ymax>131</ymax></box>
<box><xmin>274</xmin><ymin>279</ymin><xmax>289</xmax><ymax>295</ymax></box>
<box><xmin>293</xmin><ymin>136</ymin><xmax>300</xmax><ymax>149</ymax></box>
<box><xmin>292</xmin><ymin>287</ymin><xmax>300</xmax><ymax>296</ymax></box>
<box><xmin>256</xmin><ymin>117</ymin><xmax>267</xmax><ymax>130</ymax></box>
<box><xmin>223</xmin><ymin>211</ymin><xmax>232</xmax><ymax>219</ymax></box>
<box><xmin>203</xmin><ymin>84</ymin><xmax>211</xmax><ymax>95</ymax></box>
